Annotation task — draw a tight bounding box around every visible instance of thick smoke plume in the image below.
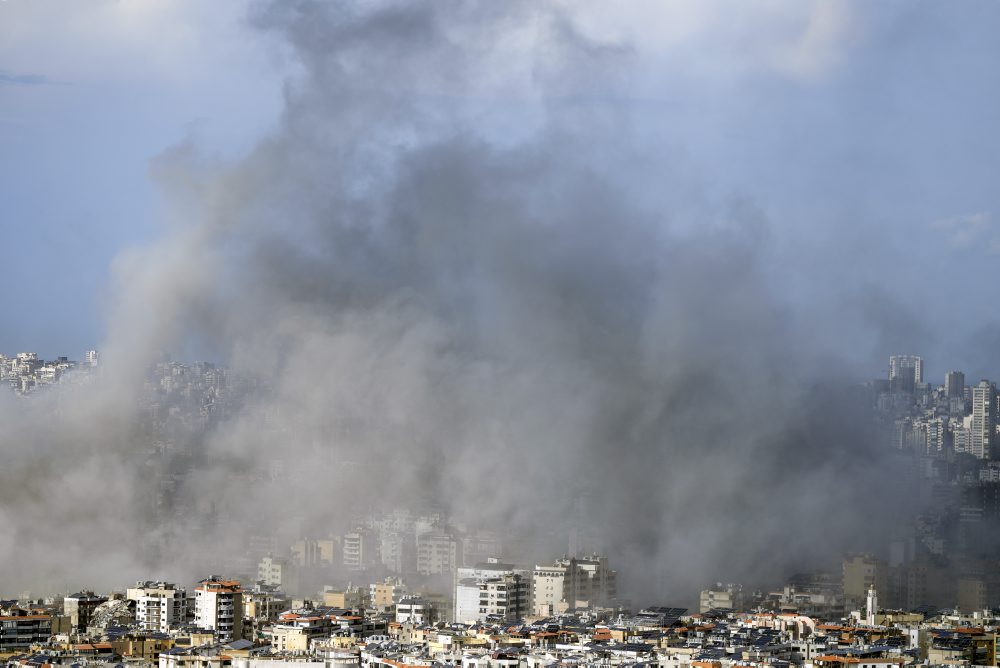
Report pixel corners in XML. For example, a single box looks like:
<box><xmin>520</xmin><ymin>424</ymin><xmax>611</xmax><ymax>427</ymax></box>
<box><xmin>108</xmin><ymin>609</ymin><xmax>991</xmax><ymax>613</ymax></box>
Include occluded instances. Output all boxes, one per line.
<box><xmin>0</xmin><ymin>1</ymin><xmax>911</xmax><ymax>604</ymax></box>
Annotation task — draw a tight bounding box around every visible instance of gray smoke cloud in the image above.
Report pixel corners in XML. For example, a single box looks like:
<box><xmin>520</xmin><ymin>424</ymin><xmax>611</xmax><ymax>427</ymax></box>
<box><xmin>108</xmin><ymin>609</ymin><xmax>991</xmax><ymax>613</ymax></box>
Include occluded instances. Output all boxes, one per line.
<box><xmin>1</xmin><ymin>1</ymin><xmax>919</xmax><ymax>604</ymax></box>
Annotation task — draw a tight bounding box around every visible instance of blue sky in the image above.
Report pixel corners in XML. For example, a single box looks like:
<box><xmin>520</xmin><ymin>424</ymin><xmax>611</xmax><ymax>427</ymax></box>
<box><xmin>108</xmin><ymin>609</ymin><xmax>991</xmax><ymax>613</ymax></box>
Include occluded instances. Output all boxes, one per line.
<box><xmin>3</xmin><ymin>1</ymin><xmax>1000</xmax><ymax>380</ymax></box>
<box><xmin>0</xmin><ymin>1</ymin><xmax>288</xmax><ymax>358</ymax></box>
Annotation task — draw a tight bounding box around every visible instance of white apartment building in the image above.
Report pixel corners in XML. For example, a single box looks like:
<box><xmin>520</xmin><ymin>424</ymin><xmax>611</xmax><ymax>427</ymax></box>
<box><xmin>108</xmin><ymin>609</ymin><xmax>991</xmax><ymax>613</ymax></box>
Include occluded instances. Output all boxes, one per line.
<box><xmin>195</xmin><ymin>577</ymin><xmax>243</xmax><ymax>642</ymax></box>
<box><xmin>258</xmin><ymin>554</ymin><xmax>298</xmax><ymax>593</ymax></box>
<box><xmin>395</xmin><ymin>595</ymin><xmax>434</xmax><ymax>625</ymax></box>
<box><xmin>343</xmin><ymin>528</ymin><xmax>379</xmax><ymax>571</ymax></box>
<box><xmin>477</xmin><ymin>574</ymin><xmax>529</xmax><ymax>624</ymax></box>
<box><xmin>455</xmin><ymin>559</ymin><xmax>531</xmax><ymax>624</ymax></box>
<box><xmin>127</xmin><ymin>581</ymin><xmax>187</xmax><ymax>632</ymax></box>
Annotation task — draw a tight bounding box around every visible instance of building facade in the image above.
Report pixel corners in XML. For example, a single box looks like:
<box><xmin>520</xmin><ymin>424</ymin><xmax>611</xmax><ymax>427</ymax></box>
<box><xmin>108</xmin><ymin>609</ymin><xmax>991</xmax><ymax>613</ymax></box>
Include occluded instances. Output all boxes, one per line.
<box><xmin>194</xmin><ymin>577</ymin><xmax>244</xmax><ymax>642</ymax></box>
<box><xmin>127</xmin><ymin>581</ymin><xmax>187</xmax><ymax>633</ymax></box>
<box><xmin>971</xmin><ymin>380</ymin><xmax>997</xmax><ymax>459</ymax></box>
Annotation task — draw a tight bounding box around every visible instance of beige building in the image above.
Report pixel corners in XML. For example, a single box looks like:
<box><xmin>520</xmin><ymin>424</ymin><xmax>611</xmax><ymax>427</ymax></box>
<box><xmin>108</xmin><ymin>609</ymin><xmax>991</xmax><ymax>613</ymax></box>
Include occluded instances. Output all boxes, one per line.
<box><xmin>268</xmin><ymin>612</ymin><xmax>337</xmax><ymax>652</ymax></box>
<box><xmin>244</xmin><ymin>586</ymin><xmax>289</xmax><ymax>642</ymax></box>
<box><xmin>292</xmin><ymin>538</ymin><xmax>339</xmax><ymax>567</ymax></box>
<box><xmin>532</xmin><ymin>555</ymin><xmax>618</xmax><ymax>616</ymax></box>
<box><xmin>842</xmin><ymin>554</ymin><xmax>886</xmax><ymax>613</ymax></box>
<box><xmin>323</xmin><ymin>586</ymin><xmax>363</xmax><ymax>610</ymax></box>
<box><xmin>370</xmin><ymin>578</ymin><xmax>407</xmax><ymax>612</ymax></box>
<box><xmin>533</xmin><ymin>564</ymin><xmax>569</xmax><ymax>616</ymax></box>
<box><xmin>268</xmin><ymin>625</ymin><xmax>312</xmax><ymax>653</ymax></box>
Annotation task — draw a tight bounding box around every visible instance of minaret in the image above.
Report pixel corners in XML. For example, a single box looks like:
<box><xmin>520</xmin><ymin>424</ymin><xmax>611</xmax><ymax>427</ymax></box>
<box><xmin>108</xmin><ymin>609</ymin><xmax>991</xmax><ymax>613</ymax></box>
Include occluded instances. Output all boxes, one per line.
<box><xmin>866</xmin><ymin>584</ymin><xmax>878</xmax><ymax>626</ymax></box>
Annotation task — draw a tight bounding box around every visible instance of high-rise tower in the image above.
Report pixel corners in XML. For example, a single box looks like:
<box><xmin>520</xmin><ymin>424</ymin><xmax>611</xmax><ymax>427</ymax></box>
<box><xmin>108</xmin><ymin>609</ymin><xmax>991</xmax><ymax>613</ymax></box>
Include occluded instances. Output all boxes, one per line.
<box><xmin>971</xmin><ymin>380</ymin><xmax>997</xmax><ymax>460</ymax></box>
<box><xmin>889</xmin><ymin>355</ymin><xmax>923</xmax><ymax>393</ymax></box>
<box><xmin>946</xmin><ymin>371</ymin><xmax>965</xmax><ymax>399</ymax></box>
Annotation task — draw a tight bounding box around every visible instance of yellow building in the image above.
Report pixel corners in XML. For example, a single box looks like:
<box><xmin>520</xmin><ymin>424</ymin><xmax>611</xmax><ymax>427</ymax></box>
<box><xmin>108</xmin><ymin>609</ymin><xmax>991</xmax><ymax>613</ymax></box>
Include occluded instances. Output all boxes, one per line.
<box><xmin>292</xmin><ymin>538</ymin><xmax>338</xmax><ymax>566</ymax></box>
<box><xmin>324</xmin><ymin>587</ymin><xmax>364</xmax><ymax>610</ymax></box>
<box><xmin>370</xmin><ymin>578</ymin><xmax>407</xmax><ymax>612</ymax></box>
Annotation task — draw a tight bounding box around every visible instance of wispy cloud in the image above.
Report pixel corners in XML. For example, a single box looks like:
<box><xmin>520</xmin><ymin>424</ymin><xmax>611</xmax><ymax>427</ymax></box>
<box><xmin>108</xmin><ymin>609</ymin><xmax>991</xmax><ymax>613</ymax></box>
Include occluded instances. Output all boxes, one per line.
<box><xmin>930</xmin><ymin>211</ymin><xmax>1000</xmax><ymax>252</ymax></box>
<box><xmin>0</xmin><ymin>69</ymin><xmax>52</xmax><ymax>86</ymax></box>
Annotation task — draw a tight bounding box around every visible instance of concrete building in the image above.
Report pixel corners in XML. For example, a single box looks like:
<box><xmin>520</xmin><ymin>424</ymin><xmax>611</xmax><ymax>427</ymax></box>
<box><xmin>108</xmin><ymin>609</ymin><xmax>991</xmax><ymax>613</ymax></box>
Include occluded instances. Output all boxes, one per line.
<box><xmin>194</xmin><ymin>576</ymin><xmax>244</xmax><ymax>642</ymax></box>
<box><xmin>291</xmin><ymin>538</ymin><xmax>338</xmax><ymax>567</ymax></box>
<box><xmin>322</xmin><ymin>586</ymin><xmax>364</xmax><ymax>610</ymax></box>
<box><xmin>417</xmin><ymin>591</ymin><xmax>453</xmax><ymax>626</ymax></box>
<box><xmin>86</xmin><ymin>597</ymin><xmax>135</xmax><ymax>635</ymax></box>
<box><xmin>0</xmin><ymin>612</ymin><xmax>53</xmax><ymax>653</ymax></box>
<box><xmin>946</xmin><ymin>371</ymin><xmax>965</xmax><ymax>399</ymax></box>
<box><xmin>474</xmin><ymin>574</ymin><xmax>529</xmax><ymax>624</ymax></box>
<box><xmin>954</xmin><ymin>417</ymin><xmax>972</xmax><ymax>454</ymax></box>
<box><xmin>369</xmin><ymin>578</ymin><xmax>407</xmax><ymax>612</ymax></box>
<box><xmin>889</xmin><ymin>355</ymin><xmax>923</xmax><ymax>394</ymax></box>
<box><xmin>244</xmin><ymin>582</ymin><xmax>289</xmax><ymax>624</ymax></box>
<box><xmin>159</xmin><ymin>646</ymin><xmax>231</xmax><ymax>668</ymax></box>
<box><xmin>460</xmin><ymin>533</ymin><xmax>502</xmax><ymax>568</ymax></box>
<box><xmin>342</xmin><ymin>528</ymin><xmax>379</xmax><ymax>571</ymax></box>
<box><xmin>572</xmin><ymin>554</ymin><xmax>617</xmax><ymax>607</ymax></box>
<box><xmin>378</xmin><ymin>531</ymin><xmax>409</xmax><ymax>574</ymax></box>
<box><xmin>971</xmin><ymin>380</ymin><xmax>996</xmax><ymax>459</ymax></box>
<box><xmin>258</xmin><ymin>554</ymin><xmax>299</xmax><ymax>593</ymax></box>
<box><xmin>268</xmin><ymin>612</ymin><xmax>337</xmax><ymax>652</ymax></box>
<box><xmin>395</xmin><ymin>595</ymin><xmax>434</xmax><ymax>625</ymax></box>
<box><xmin>532</xmin><ymin>555</ymin><xmax>618</xmax><ymax>615</ymax></box>
<box><xmin>957</xmin><ymin>576</ymin><xmax>987</xmax><ymax>613</ymax></box>
<box><xmin>699</xmin><ymin>583</ymin><xmax>744</xmax><ymax>613</ymax></box>
<box><xmin>533</xmin><ymin>562</ymin><xmax>569</xmax><ymax>616</ymax></box>
<box><xmin>455</xmin><ymin>560</ymin><xmax>531</xmax><ymax>624</ymax></box>
<box><xmin>925</xmin><ymin>417</ymin><xmax>951</xmax><ymax>454</ymax></box>
<box><xmin>416</xmin><ymin>532</ymin><xmax>457</xmax><ymax>576</ymax></box>
<box><xmin>64</xmin><ymin>591</ymin><xmax>108</xmax><ymax>633</ymax></box>
<box><xmin>843</xmin><ymin>554</ymin><xmax>886</xmax><ymax>613</ymax></box>
<box><xmin>127</xmin><ymin>581</ymin><xmax>187</xmax><ymax>632</ymax></box>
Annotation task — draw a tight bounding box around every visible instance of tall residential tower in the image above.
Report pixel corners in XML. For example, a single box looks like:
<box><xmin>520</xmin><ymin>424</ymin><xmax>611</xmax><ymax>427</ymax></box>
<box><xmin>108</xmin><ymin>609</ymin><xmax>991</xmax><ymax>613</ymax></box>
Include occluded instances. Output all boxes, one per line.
<box><xmin>971</xmin><ymin>380</ymin><xmax>997</xmax><ymax>460</ymax></box>
<box><xmin>889</xmin><ymin>355</ymin><xmax>923</xmax><ymax>394</ymax></box>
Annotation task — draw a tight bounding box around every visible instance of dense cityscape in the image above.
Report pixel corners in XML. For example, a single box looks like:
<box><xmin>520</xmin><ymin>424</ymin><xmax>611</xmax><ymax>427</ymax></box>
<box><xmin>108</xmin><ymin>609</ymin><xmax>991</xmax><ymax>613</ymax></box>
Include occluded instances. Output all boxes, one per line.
<box><xmin>6</xmin><ymin>2</ymin><xmax>1000</xmax><ymax>668</ymax></box>
<box><xmin>4</xmin><ymin>353</ymin><xmax>1000</xmax><ymax>666</ymax></box>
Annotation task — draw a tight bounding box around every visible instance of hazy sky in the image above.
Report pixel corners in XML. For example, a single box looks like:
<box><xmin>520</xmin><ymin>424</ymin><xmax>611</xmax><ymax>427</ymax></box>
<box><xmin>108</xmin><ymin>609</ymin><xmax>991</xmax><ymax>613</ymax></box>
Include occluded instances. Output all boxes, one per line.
<box><xmin>3</xmin><ymin>0</ymin><xmax>1000</xmax><ymax>381</ymax></box>
<box><xmin>0</xmin><ymin>2</ymin><xmax>288</xmax><ymax>356</ymax></box>
<box><xmin>4</xmin><ymin>0</ymin><xmax>1000</xmax><ymax>601</ymax></box>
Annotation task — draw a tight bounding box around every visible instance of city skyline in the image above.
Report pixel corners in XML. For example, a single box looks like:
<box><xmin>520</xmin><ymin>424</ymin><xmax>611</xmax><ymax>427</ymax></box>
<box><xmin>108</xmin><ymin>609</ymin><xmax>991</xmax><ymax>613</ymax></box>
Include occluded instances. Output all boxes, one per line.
<box><xmin>5</xmin><ymin>3</ymin><xmax>1000</xmax><ymax>664</ymax></box>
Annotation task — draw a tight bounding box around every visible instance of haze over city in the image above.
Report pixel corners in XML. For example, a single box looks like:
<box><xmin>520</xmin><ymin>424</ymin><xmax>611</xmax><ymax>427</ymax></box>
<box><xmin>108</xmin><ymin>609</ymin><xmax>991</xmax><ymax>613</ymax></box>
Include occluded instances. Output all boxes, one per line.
<box><xmin>3</xmin><ymin>2</ymin><xmax>1000</xmax><ymax>667</ymax></box>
